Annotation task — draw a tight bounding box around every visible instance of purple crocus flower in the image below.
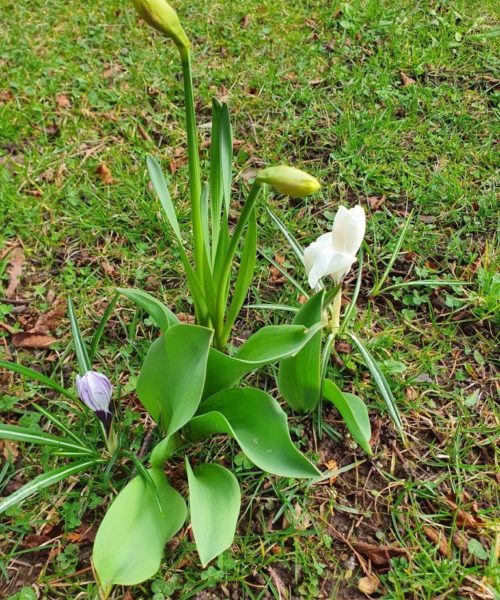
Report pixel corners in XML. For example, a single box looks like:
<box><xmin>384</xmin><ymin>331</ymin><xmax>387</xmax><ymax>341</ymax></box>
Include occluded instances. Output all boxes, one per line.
<box><xmin>76</xmin><ymin>371</ymin><xmax>113</xmax><ymax>428</ymax></box>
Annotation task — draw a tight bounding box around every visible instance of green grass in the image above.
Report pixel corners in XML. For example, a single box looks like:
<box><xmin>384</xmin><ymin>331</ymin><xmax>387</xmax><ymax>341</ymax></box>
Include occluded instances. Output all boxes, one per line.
<box><xmin>1</xmin><ymin>0</ymin><xmax>499</xmax><ymax>598</ymax></box>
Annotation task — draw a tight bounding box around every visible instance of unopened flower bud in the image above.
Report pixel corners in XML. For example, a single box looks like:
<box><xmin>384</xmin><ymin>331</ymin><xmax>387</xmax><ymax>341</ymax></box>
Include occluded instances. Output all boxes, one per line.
<box><xmin>132</xmin><ymin>0</ymin><xmax>190</xmax><ymax>49</ymax></box>
<box><xmin>256</xmin><ymin>166</ymin><xmax>321</xmax><ymax>198</ymax></box>
<box><xmin>76</xmin><ymin>371</ymin><xmax>113</xmax><ymax>427</ymax></box>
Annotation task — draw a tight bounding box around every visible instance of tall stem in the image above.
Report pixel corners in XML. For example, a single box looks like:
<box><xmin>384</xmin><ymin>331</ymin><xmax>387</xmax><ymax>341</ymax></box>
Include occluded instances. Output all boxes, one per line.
<box><xmin>329</xmin><ymin>286</ymin><xmax>342</xmax><ymax>335</ymax></box>
<box><xmin>179</xmin><ymin>47</ymin><xmax>203</xmax><ymax>282</ymax></box>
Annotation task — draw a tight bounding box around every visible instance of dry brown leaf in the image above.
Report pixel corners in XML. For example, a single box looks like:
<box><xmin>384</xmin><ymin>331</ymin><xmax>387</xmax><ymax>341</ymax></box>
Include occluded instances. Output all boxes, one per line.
<box><xmin>178</xmin><ymin>313</ymin><xmax>195</xmax><ymax>323</ymax></box>
<box><xmin>241</xmin><ymin>14</ymin><xmax>250</xmax><ymax>28</ymax></box>
<box><xmin>67</xmin><ymin>523</ymin><xmax>97</xmax><ymax>543</ymax></box>
<box><xmin>367</xmin><ymin>195</ymin><xmax>386</xmax><ymax>210</ymax></box>
<box><xmin>2</xmin><ymin>440</ymin><xmax>19</xmax><ymax>461</ymax></box>
<box><xmin>56</xmin><ymin>93</ymin><xmax>71</xmax><ymax>108</ymax></box>
<box><xmin>268</xmin><ymin>567</ymin><xmax>288</xmax><ymax>599</ymax></box>
<box><xmin>96</xmin><ymin>163</ymin><xmax>114</xmax><ymax>185</ymax></box>
<box><xmin>12</xmin><ymin>332</ymin><xmax>57</xmax><ymax>349</ymax></box>
<box><xmin>353</xmin><ymin>542</ymin><xmax>406</xmax><ymax>566</ymax></box>
<box><xmin>33</xmin><ymin>298</ymin><xmax>66</xmax><ymax>333</ymax></box>
<box><xmin>5</xmin><ymin>247</ymin><xmax>25</xmax><ymax>298</ymax></box>
<box><xmin>442</xmin><ymin>497</ymin><xmax>484</xmax><ymax>529</ymax></box>
<box><xmin>423</xmin><ymin>525</ymin><xmax>450</xmax><ymax>558</ymax></box>
<box><xmin>358</xmin><ymin>574</ymin><xmax>380</xmax><ymax>596</ymax></box>
<box><xmin>0</xmin><ymin>89</ymin><xmax>14</xmax><ymax>104</ymax></box>
<box><xmin>400</xmin><ymin>71</ymin><xmax>416</xmax><ymax>87</ymax></box>
<box><xmin>23</xmin><ymin>533</ymin><xmax>52</xmax><ymax>548</ymax></box>
<box><xmin>102</xmin><ymin>64</ymin><xmax>125</xmax><ymax>79</ymax></box>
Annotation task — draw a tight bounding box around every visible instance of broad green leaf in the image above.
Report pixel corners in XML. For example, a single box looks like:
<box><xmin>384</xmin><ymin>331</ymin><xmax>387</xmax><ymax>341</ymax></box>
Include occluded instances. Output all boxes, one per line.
<box><xmin>223</xmin><ymin>208</ymin><xmax>257</xmax><ymax>342</ymax></box>
<box><xmin>278</xmin><ymin>291</ymin><xmax>324</xmax><ymax>412</ymax></box>
<box><xmin>203</xmin><ymin>323</ymin><xmax>323</xmax><ymax>398</ymax></box>
<box><xmin>137</xmin><ymin>324</ymin><xmax>212</xmax><ymax>433</ymax></box>
<box><xmin>147</xmin><ymin>155</ymin><xmax>182</xmax><ymax>240</ymax></box>
<box><xmin>93</xmin><ymin>468</ymin><xmax>186</xmax><ymax>588</ymax></box>
<box><xmin>68</xmin><ymin>298</ymin><xmax>91</xmax><ymax>375</ymax></box>
<box><xmin>0</xmin><ymin>424</ymin><xmax>94</xmax><ymax>455</ymax></box>
<box><xmin>0</xmin><ymin>359</ymin><xmax>75</xmax><ymax>401</ymax></box>
<box><xmin>189</xmin><ymin>387</ymin><xmax>320</xmax><ymax>478</ymax></box>
<box><xmin>322</xmin><ymin>380</ymin><xmax>372</xmax><ymax>455</ymax></box>
<box><xmin>0</xmin><ymin>459</ymin><xmax>102</xmax><ymax>515</ymax></box>
<box><xmin>186</xmin><ymin>461</ymin><xmax>240</xmax><ymax>566</ymax></box>
<box><xmin>345</xmin><ymin>332</ymin><xmax>403</xmax><ymax>434</ymax></box>
<box><xmin>117</xmin><ymin>288</ymin><xmax>178</xmax><ymax>332</ymax></box>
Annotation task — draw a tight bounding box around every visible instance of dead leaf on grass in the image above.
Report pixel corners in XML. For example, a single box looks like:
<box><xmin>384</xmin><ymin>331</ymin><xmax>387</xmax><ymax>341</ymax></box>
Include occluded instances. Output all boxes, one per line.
<box><xmin>5</xmin><ymin>247</ymin><xmax>25</xmax><ymax>298</ymax></box>
<box><xmin>56</xmin><ymin>93</ymin><xmax>71</xmax><ymax>108</ymax></box>
<box><xmin>102</xmin><ymin>63</ymin><xmax>125</xmax><ymax>79</ymax></box>
<box><xmin>33</xmin><ymin>298</ymin><xmax>66</xmax><ymax>333</ymax></box>
<box><xmin>367</xmin><ymin>195</ymin><xmax>386</xmax><ymax>210</ymax></box>
<box><xmin>423</xmin><ymin>525</ymin><xmax>450</xmax><ymax>558</ymax></box>
<box><xmin>96</xmin><ymin>163</ymin><xmax>114</xmax><ymax>185</ymax></box>
<box><xmin>400</xmin><ymin>71</ymin><xmax>416</xmax><ymax>87</ymax></box>
<box><xmin>353</xmin><ymin>541</ymin><xmax>406</xmax><ymax>566</ymax></box>
<box><xmin>241</xmin><ymin>14</ymin><xmax>250</xmax><ymax>28</ymax></box>
<box><xmin>358</xmin><ymin>574</ymin><xmax>380</xmax><ymax>595</ymax></box>
<box><xmin>0</xmin><ymin>89</ymin><xmax>14</xmax><ymax>104</ymax></box>
<box><xmin>12</xmin><ymin>332</ymin><xmax>57</xmax><ymax>348</ymax></box>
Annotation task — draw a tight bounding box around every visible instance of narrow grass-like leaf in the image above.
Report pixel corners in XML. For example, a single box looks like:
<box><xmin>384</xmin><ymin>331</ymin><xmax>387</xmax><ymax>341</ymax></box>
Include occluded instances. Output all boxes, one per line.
<box><xmin>322</xmin><ymin>379</ymin><xmax>372</xmax><ymax>454</ymax></box>
<box><xmin>0</xmin><ymin>359</ymin><xmax>75</xmax><ymax>401</ymax></box>
<box><xmin>345</xmin><ymin>332</ymin><xmax>403</xmax><ymax>434</ymax></box>
<box><xmin>89</xmin><ymin>293</ymin><xmax>119</xmax><ymax>362</ymax></box>
<box><xmin>32</xmin><ymin>402</ymin><xmax>89</xmax><ymax>448</ymax></box>
<box><xmin>209</xmin><ymin>98</ymin><xmax>222</xmax><ymax>256</ymax></box>
<box><xmin>93</xmin><ymin>468</ymin><xmax>186</xmax><ymax>588</ymax></box>
<box><xmin>68</xmin><ymin>298</ymin><xmax>91</xmax><ymax>374</ymax></box>
<box><xmin>266</xmin><ymin>207</ymin><xmax>305</xmax><ymax>265</ymax></box>
<box><xmin>370</xmin><ymin>211</ymin><xmax>413</xmax><ymax>296</ymax></box>
<box><xmin>0</xmin><ymin>459</ymin><xmax>102</xmax><ymax>515</ymax></box>
<box><xmin>0</xmin><ymin>424</ymin><xmax>94</xmax><ymax>454</ymax></box>
<box><xmin>117</xmin><ymin>288</ymin><xmax>179</xmax><ymax>332</ymax></box>
<box><xmin>246</xmin><ymin>303</ymin><xmax>298</xmax><ymax>313</ymax></box>
<box><xmin>259</xmin><ymin>249</ymin><xmax>309</xmax><ymax>297</ymax></box>
<box><xmin>190</xmin><ymin>388</ymin><xmax>320</xmax><ymax>478</ymax></box>
<box><xmin>186</xmin><ymin>461</ymin><xmax>240</xmax><ymax>566</ymax></box>
<box><xmin>378</xmin><ymin>279</ymin><xmax>470</xmax><ymax>294</ymax></box>
<box><xmin>219</xmin><ymin>102</ymin><xmax>232</xmax><ymax>215</ymax></box>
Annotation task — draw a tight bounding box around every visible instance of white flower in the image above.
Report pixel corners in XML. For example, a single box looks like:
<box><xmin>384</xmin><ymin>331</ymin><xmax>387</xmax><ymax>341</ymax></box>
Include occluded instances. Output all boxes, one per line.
<box><xmin>304</xmin><ymin>205</ymin><xmax>366</xmax><ymax>289</ymax></box>
<box><xmin>76</xmin><ymin>371</ymin><xmax>113</xmax><ymax>419</ymax></box>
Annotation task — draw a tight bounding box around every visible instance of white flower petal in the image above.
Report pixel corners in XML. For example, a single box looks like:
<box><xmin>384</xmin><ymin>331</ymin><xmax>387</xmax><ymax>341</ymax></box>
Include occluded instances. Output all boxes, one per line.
<box><xmin>325</xmin><ymin>251</ymin><xmax>357</xmax><ymax>283</ymax></box>
<box><xmin>331</xmin><ymin>205</ymin><xmax>366</xmax><ymax>256</ymax></box>
<box><xmin>305</xmin><ymin>242</ymin><xmax>337</xmax><ymax>289</ymax></box>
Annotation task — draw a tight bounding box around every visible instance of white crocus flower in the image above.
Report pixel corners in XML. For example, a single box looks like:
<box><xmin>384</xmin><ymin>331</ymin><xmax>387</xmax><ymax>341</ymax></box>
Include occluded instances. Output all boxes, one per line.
<box><xmin>304</xmin><ymin>205</ymin><xmax>366</xmax><ymax>290</ymax></box>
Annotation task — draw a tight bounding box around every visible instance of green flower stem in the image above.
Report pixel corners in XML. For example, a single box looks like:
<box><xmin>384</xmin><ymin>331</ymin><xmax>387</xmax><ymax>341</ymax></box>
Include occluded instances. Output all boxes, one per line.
<box><xmin>179</xmin><ymin>46</ymin><xmax>203</xmax><ymax>282</ymax></box>
<box><xmin>214</xmin><ymin>182</ymin><xmax>262</xmax><ymax>349</ymax></box>
<box><xmin>328</xmin><ymin>286</ymin><xmax>342</xmax><ymax>335</ymax></box>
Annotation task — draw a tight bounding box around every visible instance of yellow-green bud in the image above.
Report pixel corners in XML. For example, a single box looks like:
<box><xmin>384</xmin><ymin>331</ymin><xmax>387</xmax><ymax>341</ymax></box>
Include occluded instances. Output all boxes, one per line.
<box><xmin>132</xmin><ymin>0</ymin><xmax>190</xmax><ymax>49</ymax></box>
<box><xmin>256</xmin><ymin>166</ymin><xmax>321</xmax><ymax>198</ymax></box>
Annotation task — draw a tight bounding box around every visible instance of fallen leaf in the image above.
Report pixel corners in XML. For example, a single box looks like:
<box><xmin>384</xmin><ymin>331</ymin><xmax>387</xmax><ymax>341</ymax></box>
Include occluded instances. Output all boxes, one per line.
<box><xmin>33</xmin><ymin>298</ymin><xmax>66</xmax><ymax>333</ymax></box>
<box><xmin>2</xmin><ymin>440</ymin><xmax>19</xmax><ymax>461</ymax></box>
<box><xmin>353</xmin><ymin>542</ymin><xmax>406</xmax><ymax>566</ymax></box>
<box><xmin>12</xmin><ymin>332</ymin><xmax>57</xmax><ymax>349</ymax></box>
<box><xmin>423</xmin><ymin>525</ymin><xmax>450</xmax><ymax>558</ymax></box>
<box><xmin>123</xmin><ymin>592</ymin><xmax>134</xmax><ymax>600</ymax></box>
<box><xmin>367</xmin><ymin>195</ymin><xmax>386</xmax><ymax>210</ymax></box>
<box><xmin>67</xmin><ymin>523</ymin><xmax>97</xmax><ymax>543</ymax></box>
<box><xmin>268</xmin><ymin>567</ymin><xmax>288</xmax><ymax>599</ymax></box>
<box><xmin>442</xmin><ymin>497</ymin><xmax>484</xmax><ymax>530</ymax></box>
<box><xmin>102</xmin><ymin>63</ymin><xmax>125</xmax><ymax>79</ymax></box>
<box><xmin>0</xmin><ymin>89</ymin><xmax>14</xmax><ymax>104</ymax></box>
<box><xmin>358</xmin><ymin>574</ymin><xmax>380</xmax><ymax>595</ymax></box>
<box><xmin>178</xmin><ymin>313</ymin><xmax>195</xmax><ymax>323</ymax></box>
<box><xmin>400</xmin><ymin>71</ymin><xmax>416</xmax><ymax>87</ymax></box>
<box><xmin>241</xmin><ymin>14</ymin><xmax>250</xmax><ymax>28</ymax></box>
<box><xmin>23</xmin><ymin>533</ymin><xmax>52</xmax><ymax>548</ymax></box>
<box><xmin>5</xmin><ymin>247</ymin><xmax>25</xmax><ymax>298</ymax></box>
<box><xmin>96</xmin><ymin>163</ymin><xmax>114</xmax><ymax>185</ymax></box>
<box><xmin>56</xmin><ymin>93</ymin><xmax>71</xmax><ymax>108</ymax></box>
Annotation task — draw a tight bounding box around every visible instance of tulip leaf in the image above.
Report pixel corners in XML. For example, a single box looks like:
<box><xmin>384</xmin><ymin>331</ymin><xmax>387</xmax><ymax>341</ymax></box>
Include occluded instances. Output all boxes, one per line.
<box><xmin>0</xmin><ymin>458</ymin><xmax>103</xmax><ymax>515</ymax></box>
<box><xmin>189</xmin><ymin>388</ymin><xmax>320</xmax><ymax>478</ymax></box>
<box><xmin>278</xmin><ymin>291</ymin><xmax>324</xmax><ymax>412</ymax></box>
<box><xmin>322</xmin><ymin>380</ymin><xmax>372</xmax><ymax>455</ymax></box>
<box><xmin>117</xmin><ymin>288</ymin><xmax>179</xmax><ymax>332</ymax></box>
<box><xmin>186</xmin><ymin>461</ymin><xmax>240</xmax><ymax>566</ymax></box>
<box><xmin>93</xmin><ymin>468</ymin><xmax>186</xmax><ymax>588</ymax></box>
<box><xmin>137</xmin><ymin>324</ymin><xmax>212</xmax><ymax>433</ymax></box>
<box><xmin>223</xmin><ymin>208</ymin><xmax>257</xmax><ymax>342</ymax></box>
<box><xmin>203</xmin><ymin>323</ymin><xmax>323</xmax><ymax>399</ymax></box>
<box><xmin>147</xmin><ymin>155</ymin><xmax>182</xmax><ymax>240</ymax></box>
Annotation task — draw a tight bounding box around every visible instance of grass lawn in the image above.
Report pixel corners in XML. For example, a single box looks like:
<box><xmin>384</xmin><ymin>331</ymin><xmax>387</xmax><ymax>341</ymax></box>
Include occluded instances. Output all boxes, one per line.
<box><xmin>1</xmin><ymin>0</ymin><xmax>499</xmax><ymax>598</ymax></box>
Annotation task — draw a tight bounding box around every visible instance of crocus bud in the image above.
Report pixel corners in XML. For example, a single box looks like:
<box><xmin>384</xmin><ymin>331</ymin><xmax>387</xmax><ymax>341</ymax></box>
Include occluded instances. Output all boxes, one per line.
<box><xmin>304</xmin><ymin>205</ymin><xmax>366</xmax><ymax>289</ymax></box>
<box><xmin>131</xmin><ymin>0</ymin><xmax>190</xmax><ymax>50</ymax></box>
<box><xmin>256</xmin><ymin>166</ymin><xmax>321</xmax><ymax>198</ymax></box>
<box><xmin>76</xmin><ymin>371</ymin><xmax>113</xmax><ymax>427</ymax></box>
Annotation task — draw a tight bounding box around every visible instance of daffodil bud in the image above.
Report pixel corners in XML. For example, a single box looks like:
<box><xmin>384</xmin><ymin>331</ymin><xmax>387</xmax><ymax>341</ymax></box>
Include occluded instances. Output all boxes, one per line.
<box><xmin>304</xmin><ymin>205</ymin><xmax>366</xmax><ymax>289</ymax></box>
<box><xmin>256</xmin><ymin>166</ymin><xmax>321</xmax><ymax>198</ymax></box>
<box><xmin>76</xmin><ymin>371</ymin><xmax>113</xmax><ymax>426</ymax></box>
<box><xmin>132</xmin><ymin>0</ymin><xmax>189</xmax><ymax>50</ymax></box>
